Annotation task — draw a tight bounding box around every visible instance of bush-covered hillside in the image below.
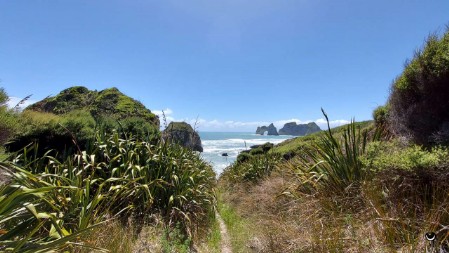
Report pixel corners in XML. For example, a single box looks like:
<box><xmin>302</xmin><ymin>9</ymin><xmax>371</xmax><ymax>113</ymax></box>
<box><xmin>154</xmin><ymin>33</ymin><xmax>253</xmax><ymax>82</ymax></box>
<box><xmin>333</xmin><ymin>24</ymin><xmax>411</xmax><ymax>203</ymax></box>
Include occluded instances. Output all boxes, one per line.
<box><xmin>5</xmin><ymin>87</ymin><xmax>160</xmax><ymax>155</ymax></box>
<box><xmin>27</xmin><ymin>86</ymin><xmax>159</xmax><ymax>126</ymax></box>
<box><xmin>0</xmin><ymin>86</ymin><xmax>218</xmax><ymax>252</ymax></box>
<box><xmin>387</xmin><ymin>29</ymin><xmax>449</xmax><ymax>145</ymax></box>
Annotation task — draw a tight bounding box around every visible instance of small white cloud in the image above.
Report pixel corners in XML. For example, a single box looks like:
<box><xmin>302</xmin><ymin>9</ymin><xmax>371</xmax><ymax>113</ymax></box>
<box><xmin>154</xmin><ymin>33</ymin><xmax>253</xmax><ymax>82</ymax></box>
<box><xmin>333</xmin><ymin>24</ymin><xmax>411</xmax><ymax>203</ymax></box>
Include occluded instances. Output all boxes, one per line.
<box><xmin>315</xmin><ymin>118</ymin><xmax>351</xmax><ymax>129</ymax></box>
<box><xmin>6</xmin><ymin>96</ymin><xmax>36</xmax><ymax>111</ymax></box>
<box><xmin>153</xmin><ymin>108</ymin><xmax>173</xmax><ymax>116</ymax></box>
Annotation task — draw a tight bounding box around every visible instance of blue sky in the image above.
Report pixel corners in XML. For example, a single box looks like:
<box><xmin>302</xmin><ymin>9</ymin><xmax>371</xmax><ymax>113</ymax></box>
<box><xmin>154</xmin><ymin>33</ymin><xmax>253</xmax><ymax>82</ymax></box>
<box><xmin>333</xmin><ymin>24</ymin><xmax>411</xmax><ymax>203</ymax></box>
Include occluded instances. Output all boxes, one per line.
<box><xmin>1</xmin><ymin>1</ymin><xmax>448</xmax><ymax>131</ymax></box>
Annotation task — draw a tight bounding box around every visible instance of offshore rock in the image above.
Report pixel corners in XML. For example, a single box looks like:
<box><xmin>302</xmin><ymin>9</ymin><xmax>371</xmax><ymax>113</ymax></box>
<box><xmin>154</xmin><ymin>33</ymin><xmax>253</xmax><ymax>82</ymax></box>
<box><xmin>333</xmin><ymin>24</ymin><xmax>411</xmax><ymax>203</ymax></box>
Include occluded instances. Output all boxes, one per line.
<box><xmin>162</xmin><ymin>122</ymin><xmax>203</xmax><ymax>152</ymax></box>
<box><xmin>279</xmin><ymin>122</ymin><xmax>321</xmax><ymax>136</ymax></box>
<box><xmin>255</xmin><ymin>123</ymin><xmax>279</xmax><ymax>136</ymax></box>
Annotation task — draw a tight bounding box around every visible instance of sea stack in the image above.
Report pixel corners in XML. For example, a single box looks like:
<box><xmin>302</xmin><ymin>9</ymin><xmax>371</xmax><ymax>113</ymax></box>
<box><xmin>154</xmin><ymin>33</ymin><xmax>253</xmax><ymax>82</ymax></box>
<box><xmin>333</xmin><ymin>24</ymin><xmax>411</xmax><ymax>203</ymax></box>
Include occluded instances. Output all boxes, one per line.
<box><xmin>162</xmin><ymin>122</ymin><xmax>203</xmax><ymax>152</ymax></box>
<box><xmin>278</xmin><ymin>122</ymin><xmax>321</xmax><ymax>136</ymax></box>
<box><xmin>255</xmin><ymin>123</ymin><xmax>279</xmax><ymax>136</ymax></box>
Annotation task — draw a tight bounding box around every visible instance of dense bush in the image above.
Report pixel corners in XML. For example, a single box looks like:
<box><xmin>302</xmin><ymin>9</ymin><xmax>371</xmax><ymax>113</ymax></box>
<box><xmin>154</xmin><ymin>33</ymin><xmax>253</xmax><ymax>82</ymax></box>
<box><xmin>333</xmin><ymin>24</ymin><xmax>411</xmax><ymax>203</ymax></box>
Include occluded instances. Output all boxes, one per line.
<box><xmin>236</xmin><ymin>151</ymin><xmax>251</xmax><ymax>163</ymax></box>
<box><xmin>7</xmin><ymin>110</ymin><xmax>159</xmax><ymax>157</ymax></box>
<box><xmin>222</xmin><ymin>153</ymin><xmax>281</xmax><ymax>183</ymax></box>
<box><xmin>1</xmin><ymin>131</ymin><xmax>216</xmax><ymax>251</ymax></box>
<box><xmin>362</xmin><ymin>140</ymin><xmax>448</xmax><ymax>172</ymax></box>
<box><xmin>373</xmin><ymin>105</ymin><xmax>389</xmax><ymax>127</ymax></box>
<box><xmin>0</xmin><ymin>88</ymin><xmax>19</xmax><ymax>146</ymax></box>
<box><xmin>6</xmin><ymin>110</ymin><xmax>95</xmax><ymax>156</ymax></box>
<box><xmin>388</xmin><ymin>29</ymin><xmax>449</xmax><ymax>145</ymax></box>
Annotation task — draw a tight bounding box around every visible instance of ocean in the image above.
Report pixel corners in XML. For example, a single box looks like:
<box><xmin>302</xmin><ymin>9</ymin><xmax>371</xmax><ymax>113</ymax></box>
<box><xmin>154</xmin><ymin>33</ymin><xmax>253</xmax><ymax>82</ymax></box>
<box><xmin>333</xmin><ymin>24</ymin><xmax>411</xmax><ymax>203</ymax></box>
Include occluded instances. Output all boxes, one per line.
<box><xmin>198</xmin><ymin>132</ymin><xmax>294</xmax><ymax>175</ymax></box>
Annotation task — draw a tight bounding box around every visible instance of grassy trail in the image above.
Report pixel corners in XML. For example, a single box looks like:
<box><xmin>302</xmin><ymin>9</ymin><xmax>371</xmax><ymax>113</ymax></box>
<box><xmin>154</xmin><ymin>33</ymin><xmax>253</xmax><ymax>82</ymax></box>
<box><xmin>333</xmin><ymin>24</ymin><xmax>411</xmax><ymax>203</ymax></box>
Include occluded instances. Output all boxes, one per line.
<box><xmin>216</xmin><ymin>211</ymin><xmax>233</xmax><ymax>253</ymax></box>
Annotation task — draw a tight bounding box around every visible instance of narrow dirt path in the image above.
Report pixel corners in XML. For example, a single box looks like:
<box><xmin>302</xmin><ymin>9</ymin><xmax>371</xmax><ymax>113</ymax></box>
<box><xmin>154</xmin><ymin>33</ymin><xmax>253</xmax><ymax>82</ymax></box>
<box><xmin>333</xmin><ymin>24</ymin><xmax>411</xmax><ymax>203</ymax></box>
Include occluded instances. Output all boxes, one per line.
<box><xmin>215</xmin><ymin>211</ymin><xmax>232</xmax><ymax>253</ymax></box>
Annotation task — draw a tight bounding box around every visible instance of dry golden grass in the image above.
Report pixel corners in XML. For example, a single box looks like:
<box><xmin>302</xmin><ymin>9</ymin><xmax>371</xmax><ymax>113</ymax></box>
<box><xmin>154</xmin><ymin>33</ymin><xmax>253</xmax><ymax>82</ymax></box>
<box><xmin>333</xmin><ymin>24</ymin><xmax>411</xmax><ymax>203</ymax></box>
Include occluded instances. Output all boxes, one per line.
<box><xmin>219</xmin><ymin>164</ymin><xmax>449</xmax><ymax>252</ymax></box>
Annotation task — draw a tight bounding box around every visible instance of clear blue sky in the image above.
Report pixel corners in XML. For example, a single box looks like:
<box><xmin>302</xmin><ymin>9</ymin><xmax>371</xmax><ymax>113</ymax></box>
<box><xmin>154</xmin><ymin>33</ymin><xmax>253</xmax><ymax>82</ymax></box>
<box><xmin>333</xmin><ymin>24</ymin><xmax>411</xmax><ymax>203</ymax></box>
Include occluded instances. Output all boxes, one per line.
<box><xmin>1</xmin><ymin>0</ymin><xmax>448</xmax><ymax>131</ymax></box>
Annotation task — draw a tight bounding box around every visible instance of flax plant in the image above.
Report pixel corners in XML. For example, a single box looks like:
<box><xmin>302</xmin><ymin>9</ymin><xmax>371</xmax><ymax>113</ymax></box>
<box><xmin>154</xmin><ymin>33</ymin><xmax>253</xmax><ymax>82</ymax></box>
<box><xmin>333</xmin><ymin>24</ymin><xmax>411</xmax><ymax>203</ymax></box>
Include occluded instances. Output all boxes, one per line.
<box><xmin>292</xmin><ymin>109</ymin><xmax>369</xmax><ymax>194</ymax></box>
<box><xmin>1</xmin><ymin>129</ymin><xmax>216</xmax><ymax>251</ymax></box>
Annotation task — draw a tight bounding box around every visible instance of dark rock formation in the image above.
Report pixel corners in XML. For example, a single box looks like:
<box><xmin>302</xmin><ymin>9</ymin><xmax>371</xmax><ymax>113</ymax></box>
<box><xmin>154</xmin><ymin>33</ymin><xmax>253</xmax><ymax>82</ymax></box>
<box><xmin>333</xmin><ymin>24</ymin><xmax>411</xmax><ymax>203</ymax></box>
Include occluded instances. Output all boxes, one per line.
<box><xmin>279</xmin><ymin>122</ymin><xmax>321</xmax><ymax>136</ymax></box>
<box><xmin>256</xmin><ymin>123</ymin><xmax>278</xmax><ymax>135</ymax></box>
<box><xmin>162</xmin><ymin>122</ymin><xmax>203</xmax><ymax>152</ymax></box>
<box><xmin>256</xmin><ymin>126</ymin><xmax>268</xmax><ymax>135</ymax></box>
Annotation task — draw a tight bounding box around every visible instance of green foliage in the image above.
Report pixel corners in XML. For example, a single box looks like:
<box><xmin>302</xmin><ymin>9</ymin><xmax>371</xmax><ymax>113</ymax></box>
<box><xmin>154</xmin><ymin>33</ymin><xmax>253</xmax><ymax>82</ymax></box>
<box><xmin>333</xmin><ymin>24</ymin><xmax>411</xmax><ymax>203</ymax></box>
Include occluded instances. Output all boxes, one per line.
<box><xmin>236</xmin><ymin>152</ymin><xmax>252</xmax><ymax>164</ymax></box>
<box><xmin>26</xmin><ymin>86</ymin><xmax>159</xmax><ymax>127</ymax></box>
<box><xmin>6</xmin><ymin>110</ymin><xmax>95</xmax><ymax>156</ymax></box>
<box><xmin>8</xmin><ymin>110</ymin><xmax>158</xmax><ymax>157</ymax></box>
<box><xmin>373</xmin><ymin>105</ymin><xmax>389</xmax><ymax>126</ymax></box>
<box><xmin>0</xmin><ymin>164</ymin><xmax>107</xmax><ymax>252</ymax></box>
<box><xmin>362</xmin><ymin>140</ymin><xmax>448</xmax><ymax>171</ymax></box>
<box><xmin>249</xmin><ymin>147</ymin><xmax>264</xmax><ymax>156</ymax></box>
<box><xmin>235</xmin><ymin>143</ymin><xmax>273</xmax><ymax>164</ymax></box>
<box><xmin>60</xmin><ymin>109</ymin><xmax>96</xmax><ymax>143</ymax></box>
<box><xmin>388</xmin><ymin>29</ymin><xmax>449</xmax><ymax>145</ymax></box>
<box><xmin>165</xmin><ymin>122</ymin><xmax>194</xmax><ymax>132</ymax></box>
<box><xmin>0</xmin><ymin>87</ymin><xmax>8</xmax><ymax>105</ymax></box>
<box><xmin>222</xmin><ymin>153</ymin><xmax>281</xmax><ymax>183</ymax></box>
<box><xmin>92</xmin><ymin>87</ymin><xmax>158</xmax><ymax>124</ymax></box>
<box><xmin>1</xmin><ymin>131</ymin><xmax>216</xmax><ymax>251</ymax></box>
<box><xmin>290</xmin><ymin>110</ymin><xmax>370</xmax><ymax>194</ymax></box>
<box><xmin>118</xmin><ymin>117</ymin><xmax>159</xmax><ymax>140</ymax></box>
<box><xmin>161</xmin><ymin>223</ymin><xmax>192</xmax><ymax>253</ymax></box>
<box><xmin>0</xmin><ymin>88</ymin><xmax>20</xmax><ymax>146</ymax></box>
<box><xmin>272</xmin><ymin>120</ymin><xmax>373</xmax><ymax>156</ymax></box>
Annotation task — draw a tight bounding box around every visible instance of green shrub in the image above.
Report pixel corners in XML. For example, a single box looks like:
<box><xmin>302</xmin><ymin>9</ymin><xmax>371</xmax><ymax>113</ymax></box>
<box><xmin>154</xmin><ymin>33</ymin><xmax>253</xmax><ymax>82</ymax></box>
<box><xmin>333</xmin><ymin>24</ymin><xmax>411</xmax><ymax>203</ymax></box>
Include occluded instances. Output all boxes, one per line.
<box><xmin>118</xmin><ymin>117</ymin><xmax>158</xmax><ymax>140</ymax></box>
<box><xmin>222</xmin><ymin>153</ymin><xmax>281</xmax><ymax>183</ymax></box>
<box><xmin>0</xmin><ymin>88</ymin><xmax>20</xmax><ymax>145</ymax></box>
<box><xmin>6</xmin><ymin>110</ymin><xmax>93</xmax><ymax>156</ymax></box>
<box><xmin>373</xmin><ymin>105</ymin><xmax>389</xmax><ymax>127</ymax></box>
<box><xmin>249</xmin><ymin>147</ymin><xmax>264</xmax><ymax>155</ymax></box>
<box><xmin>362</xmin><ymin>140</ymin><xmax>448</xmax><ymax>171</ymax></box>
<box><xmin>236</xmin><ymin>152</ymin><xmax>252</xmax><ymax>163</ymax></box>
<box><xmin>388</xmin><ymin>29</ymin><xmax>449</xmax><ymax>145</ymax></box>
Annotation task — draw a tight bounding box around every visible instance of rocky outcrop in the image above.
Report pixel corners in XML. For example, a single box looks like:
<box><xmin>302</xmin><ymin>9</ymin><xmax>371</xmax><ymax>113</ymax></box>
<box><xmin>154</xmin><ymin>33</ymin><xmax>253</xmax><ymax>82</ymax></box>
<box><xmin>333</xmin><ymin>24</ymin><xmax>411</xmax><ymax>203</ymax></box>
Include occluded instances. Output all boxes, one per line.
<box><xmin>255</xmin><ymin>123</ymin><xmax>278</xmax><ymax>136</ymax></box>
<box><xmin>279</xmin><ymin>122</ymin><xmax>321</xmax><ymax>136</ymax></box>
<box><xmin>162</xmin><ymin>122</ymin><xmax>203</xmax><ymax>152</ymax></box>
<box><xmin>256</xmin><ymin>126</ymin><xmax>268</xmax><ymax>135</ymax></box>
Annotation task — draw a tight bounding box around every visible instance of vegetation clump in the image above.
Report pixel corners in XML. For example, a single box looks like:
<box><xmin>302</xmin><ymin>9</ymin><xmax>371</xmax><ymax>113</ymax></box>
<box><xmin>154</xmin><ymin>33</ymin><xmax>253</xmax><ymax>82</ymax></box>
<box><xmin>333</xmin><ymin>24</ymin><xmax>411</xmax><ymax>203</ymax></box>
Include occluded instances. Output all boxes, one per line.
<box><xmin>6</xmin><ymin>86</ymin><xmax>159</xmax><ymax>156</ymax></box>
<box><xmin>0</xmin><ymin>130</ymin><xmax>216</xmax><ymax>252</ymax></box>
<box><xmin>27</xmin><ymin>86</ymin><xmax>159</xmax><ymax>126</ymax></box>
<box><xmin>0</xmin><ymin>88</ymin><xmax>19</xmax><ymax>146</ymax></box>
<box><xmin>388</xmin><ymin>29</ymin><xmax>449</xmax><ymax>145</ymax></box>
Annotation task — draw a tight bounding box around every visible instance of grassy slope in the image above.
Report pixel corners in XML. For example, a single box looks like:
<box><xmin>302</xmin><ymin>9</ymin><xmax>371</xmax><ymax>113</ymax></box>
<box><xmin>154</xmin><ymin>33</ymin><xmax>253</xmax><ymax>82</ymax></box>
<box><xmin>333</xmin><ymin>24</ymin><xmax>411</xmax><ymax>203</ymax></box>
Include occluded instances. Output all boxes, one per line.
<box><xmin>272</xmin><ymin>120</ymin><xmax>374</xmax><ymax>155</ymax></box>
<box><xmin>218</xmin><ymin>119</ymin><xmax>449</xmax><ymax>252</ymax></box>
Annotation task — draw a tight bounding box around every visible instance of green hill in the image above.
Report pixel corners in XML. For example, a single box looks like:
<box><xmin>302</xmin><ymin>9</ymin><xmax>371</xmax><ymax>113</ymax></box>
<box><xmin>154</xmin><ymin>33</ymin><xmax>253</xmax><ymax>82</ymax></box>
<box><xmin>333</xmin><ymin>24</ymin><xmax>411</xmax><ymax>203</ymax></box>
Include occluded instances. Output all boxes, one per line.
<box><xmin>6</xmin><ymin>86</ymin><xmax>160</xmax><ymax>155</ymax></box>
<box><xmin>27</xmin><ymin>86</ymin><xmax>159</xmax><ymax>126</ymax></box>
